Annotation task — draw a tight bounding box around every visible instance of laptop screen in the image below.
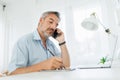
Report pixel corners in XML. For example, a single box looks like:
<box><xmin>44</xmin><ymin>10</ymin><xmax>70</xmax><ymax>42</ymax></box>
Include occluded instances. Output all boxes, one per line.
<box><xmin>70</xmin><ymin>34</ymin><xmax>118</xmax><ymax>69</ymax></box>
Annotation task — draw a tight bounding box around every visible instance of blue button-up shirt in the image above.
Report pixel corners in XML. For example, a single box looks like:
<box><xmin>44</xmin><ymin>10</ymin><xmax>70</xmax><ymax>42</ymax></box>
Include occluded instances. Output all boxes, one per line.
<box><xmin>8</xmin><ymin>29</ymin><xmax>61</xmax><ymax>73</ymax></box>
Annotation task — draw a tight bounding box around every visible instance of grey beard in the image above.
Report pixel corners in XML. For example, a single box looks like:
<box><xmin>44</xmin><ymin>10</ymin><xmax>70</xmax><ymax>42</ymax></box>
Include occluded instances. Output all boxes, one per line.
<box><xmin>43</xmin><ymin>32</ymin><xmax>50</xmax><ymax>39</ymax></box>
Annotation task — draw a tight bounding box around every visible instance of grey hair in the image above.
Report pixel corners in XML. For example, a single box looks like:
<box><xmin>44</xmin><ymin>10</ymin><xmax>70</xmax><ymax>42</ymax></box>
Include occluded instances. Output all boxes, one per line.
<box><xmin>41</xmin><ymin>11</ymin><xmax>61</xmax><ymax>21</ymax></box>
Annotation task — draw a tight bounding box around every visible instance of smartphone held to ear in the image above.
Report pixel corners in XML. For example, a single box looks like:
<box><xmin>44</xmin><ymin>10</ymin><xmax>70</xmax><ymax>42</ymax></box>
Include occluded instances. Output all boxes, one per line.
<box><xmin>52</xmin><ymin>29</ymin><xmax>61</xmax><ymax>38</ymax></box>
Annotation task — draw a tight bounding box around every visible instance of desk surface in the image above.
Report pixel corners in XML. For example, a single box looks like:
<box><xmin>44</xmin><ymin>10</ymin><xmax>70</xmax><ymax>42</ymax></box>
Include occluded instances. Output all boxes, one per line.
<box><xmin>0</xmin><ymin>68</ymin><xmax>120</xmax><ymax>80</ymax></box>
<box><xmin>0</xmin><ymin>60</ymin><xmax>120</xmax><ymax>80</ymax></box>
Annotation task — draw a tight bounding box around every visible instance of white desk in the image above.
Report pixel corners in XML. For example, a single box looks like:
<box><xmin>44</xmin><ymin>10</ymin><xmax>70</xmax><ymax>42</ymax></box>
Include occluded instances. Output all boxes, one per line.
<box><xmin>0</xmin><ymin>60</ymin><xmax>120</xmax><ymax>80</ymax></box>
<box><xmin>0</xmin><ymin>68</ymin><xmax>120</xmax><ymax>80</ymax></box>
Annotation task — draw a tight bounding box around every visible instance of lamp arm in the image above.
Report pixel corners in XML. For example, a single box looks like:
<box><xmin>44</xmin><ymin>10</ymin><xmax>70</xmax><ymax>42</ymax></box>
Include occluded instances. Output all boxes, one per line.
<box><xmin>110</xmin><ymin>35</ymin><xmax>118</xmax><ymax>67</ymax></box>
<box><xmin>94</xmin><ymin>13</ymin><xmax>118</xmax><ymax>65</ymax></box>
<box><xmin>92</xmin><ymin>13</ymin><xmax>108</xmax><ymax>30</ymax></box>
<box><xmin>96</xmin><ymin>18</ymin><xmax>111</xmax><ymax>34</ymax></box>
<box><xmin>93</xmin><ymin>13</ymin><xmax>111</xmax><ymax>34</ymax></box>
<box><xmin>97</xmin><ymin>19</ymin><xmax>108</xmax><ymax>30</ymax></box>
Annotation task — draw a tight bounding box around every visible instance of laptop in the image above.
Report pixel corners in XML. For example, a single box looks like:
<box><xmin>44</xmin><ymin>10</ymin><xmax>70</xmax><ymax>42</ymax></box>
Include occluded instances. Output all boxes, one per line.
<box><xmin>70</xmin><ymin>35</ymin><xmax>118</xmax><ymax>70</ymax></box>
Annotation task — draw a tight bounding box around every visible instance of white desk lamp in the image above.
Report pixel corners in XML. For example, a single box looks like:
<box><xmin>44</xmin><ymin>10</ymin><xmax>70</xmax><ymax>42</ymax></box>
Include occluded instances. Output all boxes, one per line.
<box><xmin>81</xmin><ymin>12</ymin><xmax>118</xmax><ymax>67</ymax></box>
<box><xmin>81</xmin><ymin>12</ymin><xmax>111</xmax><ymax>34</ymax></box>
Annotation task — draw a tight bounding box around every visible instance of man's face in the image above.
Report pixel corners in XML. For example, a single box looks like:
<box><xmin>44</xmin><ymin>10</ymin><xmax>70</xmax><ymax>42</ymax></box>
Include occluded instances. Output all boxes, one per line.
<box><xmin>39</xmin><ymin>14</ymin><xmax>59</xmax><ymax>38</ymax></box>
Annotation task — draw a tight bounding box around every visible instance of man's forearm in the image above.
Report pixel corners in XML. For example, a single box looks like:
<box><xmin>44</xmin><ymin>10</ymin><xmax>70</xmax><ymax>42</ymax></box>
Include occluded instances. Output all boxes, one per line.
<box><xmin>10</xmin><ymin>63</ymin><xmax>44</xmax><ymax>75</ymax></box>
<box><xmin>60</xmin><ymin>44</ymin><xmax>70</xmax><ymax>67</ymax></box>
<box><xmin>9</xmin><ymin>57</ymin><xmax>64</xmax><ymax>75</ymax></box>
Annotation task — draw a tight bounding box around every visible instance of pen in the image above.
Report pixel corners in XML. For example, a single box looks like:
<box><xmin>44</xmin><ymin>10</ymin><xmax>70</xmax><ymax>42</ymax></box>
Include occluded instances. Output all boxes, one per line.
<box><xmin>47</xmin><ymin>49</ymin><xmax>55</xmax><ymax>56</ymax></box>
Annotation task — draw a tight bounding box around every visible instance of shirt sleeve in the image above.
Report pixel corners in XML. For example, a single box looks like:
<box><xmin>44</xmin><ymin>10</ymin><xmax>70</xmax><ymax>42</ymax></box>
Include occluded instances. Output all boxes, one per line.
<box><xmin>8</xmin><ymin>39</ymin><xmax>29</xmax><ymax>74</ymax></box>
<box><xmin>49</xmin><ymin>40</ymin><xmax>61</xmax><ymax>57</ymax></box>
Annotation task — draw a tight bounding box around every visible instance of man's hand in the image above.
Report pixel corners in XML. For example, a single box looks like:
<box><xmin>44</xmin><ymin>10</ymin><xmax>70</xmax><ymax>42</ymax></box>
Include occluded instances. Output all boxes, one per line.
<box><xmin>55</xmin><ymin>28</ymin><xmax>65</xmax><ymax>43</ymax></box>
<box><xmin>40</xmin><ymin>57</ymin><xmax>63</xmax><ymax>70</ymax></box>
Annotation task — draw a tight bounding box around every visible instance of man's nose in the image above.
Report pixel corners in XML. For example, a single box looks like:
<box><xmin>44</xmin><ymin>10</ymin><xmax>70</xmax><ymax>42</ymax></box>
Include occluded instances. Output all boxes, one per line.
<box><xmin>50</xmin><ymin>23</ymin><xmax>57</xmax><ymax>29</ymax></box>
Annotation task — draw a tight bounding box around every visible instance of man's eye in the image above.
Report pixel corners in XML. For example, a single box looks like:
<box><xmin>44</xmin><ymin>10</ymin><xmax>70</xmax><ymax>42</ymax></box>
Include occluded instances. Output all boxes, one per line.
<box><xmin>49</xmin><ymin>21</ymin><xmax>53</xmax><ymax>24</ymax></box>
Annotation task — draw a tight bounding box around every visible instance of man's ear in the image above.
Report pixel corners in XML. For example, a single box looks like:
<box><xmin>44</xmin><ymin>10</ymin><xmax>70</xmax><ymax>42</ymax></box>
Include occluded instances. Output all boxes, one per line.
<box><xmin>38</xmin><ymin>18</ymin><xmax>43</xmax><ymax>26</ymax></box>
<box><xmin>39</xmin><ymin>18</ymin><xmax>43</xmax><ymax>22</ymax></box>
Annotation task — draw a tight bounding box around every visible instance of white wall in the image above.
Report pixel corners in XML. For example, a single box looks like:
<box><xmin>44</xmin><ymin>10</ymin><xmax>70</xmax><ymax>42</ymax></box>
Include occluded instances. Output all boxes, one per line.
<box><xmin>5</xmin><ymin>0</ymin><xmax>38</xmax><ymax>61</ymax></box>
<box><xmin>6</xmin><ymin>0</ymin><xmax>37</xmax><ymax>42</ymax></box>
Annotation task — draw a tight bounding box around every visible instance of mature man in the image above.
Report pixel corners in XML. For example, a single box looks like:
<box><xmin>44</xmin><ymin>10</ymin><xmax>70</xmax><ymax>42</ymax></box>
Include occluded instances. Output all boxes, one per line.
<box><xmin>8</xmin><ymin>11</ymin><xmax>70</xmax><ymax>75</ymax></box>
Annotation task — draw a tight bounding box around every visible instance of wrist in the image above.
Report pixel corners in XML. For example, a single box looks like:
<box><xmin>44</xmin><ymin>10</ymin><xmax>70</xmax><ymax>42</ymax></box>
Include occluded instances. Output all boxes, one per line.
<box><xmin>59</xmin><ymin>41</ymin><xmax>66</xmax><ymax>46</ymax></box>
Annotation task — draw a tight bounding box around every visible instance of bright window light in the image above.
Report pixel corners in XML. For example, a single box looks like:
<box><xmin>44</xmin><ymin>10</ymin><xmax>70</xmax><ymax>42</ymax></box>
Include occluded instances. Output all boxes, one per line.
<box><xmin>0</xmin><ymin>5</ymin><xmax>4</xmax><ymax>72</ymax></box>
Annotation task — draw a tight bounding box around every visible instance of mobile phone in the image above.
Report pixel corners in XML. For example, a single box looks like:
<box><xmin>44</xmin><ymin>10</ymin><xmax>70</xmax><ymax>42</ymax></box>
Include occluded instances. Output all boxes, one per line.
<box><xmin>52</xmin><ymin>29</ymin><xmax>58</xmax><ymax>38</ymax></box>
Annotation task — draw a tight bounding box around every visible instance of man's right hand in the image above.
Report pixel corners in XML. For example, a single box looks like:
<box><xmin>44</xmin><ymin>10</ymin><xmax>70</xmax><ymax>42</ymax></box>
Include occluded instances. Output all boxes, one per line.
<box><xmin>39</xmin><ymin>57</ymin><xmax>63</xmax><ymax>70</ymax></box>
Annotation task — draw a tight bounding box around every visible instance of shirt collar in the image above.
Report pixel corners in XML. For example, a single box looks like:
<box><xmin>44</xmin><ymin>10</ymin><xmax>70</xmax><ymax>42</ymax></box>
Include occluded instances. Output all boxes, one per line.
<box><xmin>33</xmin><ymin>29</ymin><xmax>51</xmax><ymax>42</ymax></box>
<box><xmin>33</xmin><ymin>29</ymin><xmax>42</xmax><ymax>40</ymax></box>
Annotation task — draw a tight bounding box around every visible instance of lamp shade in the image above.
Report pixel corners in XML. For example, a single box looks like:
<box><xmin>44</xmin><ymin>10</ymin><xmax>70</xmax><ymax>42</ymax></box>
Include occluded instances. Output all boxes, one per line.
<box><xmin>81</xmin><ymin>14</ymin><xmax>98</xmax><ymax>31</ymax></box>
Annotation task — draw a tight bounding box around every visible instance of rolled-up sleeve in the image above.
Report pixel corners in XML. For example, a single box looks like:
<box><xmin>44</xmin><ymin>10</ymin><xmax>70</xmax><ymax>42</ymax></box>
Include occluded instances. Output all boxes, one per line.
<box><xmin>8</xmin><ymin>39</ymin><xmax>28</xmax><ymax>74</ymax></box>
